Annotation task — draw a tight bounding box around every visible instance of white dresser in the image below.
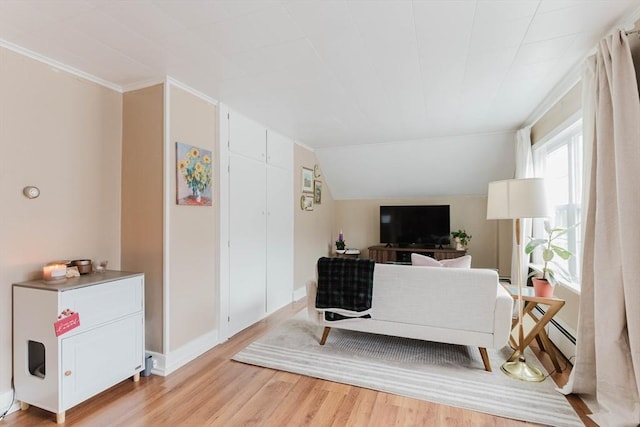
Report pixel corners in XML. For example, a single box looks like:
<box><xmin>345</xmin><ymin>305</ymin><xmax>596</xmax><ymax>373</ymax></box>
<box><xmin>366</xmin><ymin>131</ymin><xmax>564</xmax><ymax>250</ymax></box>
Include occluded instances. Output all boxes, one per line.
<box><xmin>13</xmin><ymin>271</ymin><xmax>145</xmax><ymax>424</ymax></box>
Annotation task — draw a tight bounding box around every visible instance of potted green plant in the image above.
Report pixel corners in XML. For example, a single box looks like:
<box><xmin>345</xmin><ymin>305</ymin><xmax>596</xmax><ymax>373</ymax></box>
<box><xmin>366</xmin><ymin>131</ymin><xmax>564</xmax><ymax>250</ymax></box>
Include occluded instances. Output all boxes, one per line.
<box><xmin>525</xmin><ymin>221</ymin><xmax>577</xmax><ymax>297</ymax></box>
<box><xmin>335</xmin><ymin>230</ymin><xmax>346</xmax><ymax>252</ymax></box>
<box><xmin>451</xmin><ymin>229</ymin><xmax>471</xmax><ymax>250</ymax></box>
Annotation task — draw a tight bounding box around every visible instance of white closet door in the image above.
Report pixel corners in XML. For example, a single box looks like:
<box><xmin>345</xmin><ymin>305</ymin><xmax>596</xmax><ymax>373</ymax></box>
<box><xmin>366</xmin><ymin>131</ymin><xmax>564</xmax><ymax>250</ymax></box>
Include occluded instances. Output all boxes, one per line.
<box><xmin>228</xmin><ymin>154</ymin><xmax>267</xmax><ymax>335</ymax></box>
<box><xmin>229</xmin><ymin>112</ymin><xmax>266</xmax><ymax>161</ymax></box>
<box><xmin>266</xmin><ymin>130</ymin><xmax>293</xmax><ymax>170</ymax></box>
<box><xmin>266</xmin><ymin>164</ymin><xmax>293</xmax><ymax>313</ymax></box>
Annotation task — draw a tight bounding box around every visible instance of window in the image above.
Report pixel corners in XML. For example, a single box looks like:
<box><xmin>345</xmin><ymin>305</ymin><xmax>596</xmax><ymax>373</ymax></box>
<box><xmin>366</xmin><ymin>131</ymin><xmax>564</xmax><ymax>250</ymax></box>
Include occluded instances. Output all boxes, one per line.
<box><xmin>532</xmin><ymin>119</ymin><xmax>583</xmax><ymax>287</ymax></box>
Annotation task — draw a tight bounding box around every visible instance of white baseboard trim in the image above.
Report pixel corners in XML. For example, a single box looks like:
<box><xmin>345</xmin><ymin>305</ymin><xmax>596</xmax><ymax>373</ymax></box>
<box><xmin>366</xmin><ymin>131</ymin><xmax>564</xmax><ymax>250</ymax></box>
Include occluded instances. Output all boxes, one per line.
<box><xmin>146</xmin><ymin>330</ymin><xmax>219</xmax><ymax>377</ymax></box>
<box><xmin>293</xmin><ymin>286</ymin><xmax>306</xmax><ymax>302</ymax></box>
<box><xmin>0</xmin><ymin>389</ymin><xmax>19</xmax><ymax>419</ymax></box>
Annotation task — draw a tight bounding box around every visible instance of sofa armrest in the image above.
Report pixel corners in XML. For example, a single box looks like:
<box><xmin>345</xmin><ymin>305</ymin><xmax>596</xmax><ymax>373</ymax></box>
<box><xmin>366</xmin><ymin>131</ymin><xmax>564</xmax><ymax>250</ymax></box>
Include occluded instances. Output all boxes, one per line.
<box><xmin>306</xmin><ymin>279</ymin><xmax>322</xmax><ymax>324</ymax></box>
<box><xmin>493</xmin><ymin>284</ymin><xmax>514</xmax><ymax>348</ymax></box>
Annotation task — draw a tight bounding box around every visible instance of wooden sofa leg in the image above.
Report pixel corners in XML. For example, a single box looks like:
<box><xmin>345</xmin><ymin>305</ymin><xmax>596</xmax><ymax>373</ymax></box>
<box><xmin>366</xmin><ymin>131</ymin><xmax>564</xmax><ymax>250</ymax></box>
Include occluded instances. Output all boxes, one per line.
<box><xmin>320</xmin><ymin>327</ymin><xmax>331</xmax><ymax>345</ymax></box>
<box><xmin>479</xmin><ymin>347</ymin><xmax>492</xmax><ymax>372</ymax></box>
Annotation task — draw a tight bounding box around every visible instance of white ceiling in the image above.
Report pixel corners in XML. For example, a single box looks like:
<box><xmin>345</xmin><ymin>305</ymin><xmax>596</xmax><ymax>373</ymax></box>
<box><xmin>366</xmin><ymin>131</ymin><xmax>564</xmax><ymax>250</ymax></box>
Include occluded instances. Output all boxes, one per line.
<box><xmin>315</xmin><ymin>130</ymin><xmax>516</xmax><ymax>199</ymax></box>
<box><xmin>1</xmin><ymin>0</ymin><xmax>639</xmax><ymax>150</ymax></box>
<box><xmin>1</xmin><ymin>0</ymin><xmax>640</xmax><ymax>199</ymax></box>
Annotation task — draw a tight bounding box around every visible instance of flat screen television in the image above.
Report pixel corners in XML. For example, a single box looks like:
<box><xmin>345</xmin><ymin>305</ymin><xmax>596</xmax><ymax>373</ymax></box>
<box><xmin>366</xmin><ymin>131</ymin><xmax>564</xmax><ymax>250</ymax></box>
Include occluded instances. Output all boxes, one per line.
<box><xmin>379</xmin><ymin>205</ymin><xmax>450</xmax><ymax>248</ymax></box>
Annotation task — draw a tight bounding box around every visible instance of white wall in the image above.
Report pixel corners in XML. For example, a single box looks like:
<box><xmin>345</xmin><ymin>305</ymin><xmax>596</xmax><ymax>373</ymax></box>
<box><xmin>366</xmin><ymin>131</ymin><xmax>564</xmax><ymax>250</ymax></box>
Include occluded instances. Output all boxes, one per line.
<box><xmin>122</xmin><ymin>83</ymin><xmax>164</xmax><ymax>353</ymax></box>
<box><xmin>168</xmin><ymin>85</ymin><xmax>218</xmax><ymax>353</ymax></box>
<box><xmin>0</xmin><ymin>47</ymin><xmax>122</xmax><ymax>401</ymax></box>
<box><xmin>293</xmin><ymin>145</ymin><xmax>336</xmax><ymax>292</ymax></box>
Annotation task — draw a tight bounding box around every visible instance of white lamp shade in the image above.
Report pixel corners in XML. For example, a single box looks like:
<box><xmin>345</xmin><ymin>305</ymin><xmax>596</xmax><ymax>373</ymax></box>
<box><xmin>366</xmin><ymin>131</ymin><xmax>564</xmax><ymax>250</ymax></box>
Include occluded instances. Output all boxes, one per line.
<box><xmin>486</xmin><ymin>178</ymin><xmax>550</xmax><ymax>220</ymax></box>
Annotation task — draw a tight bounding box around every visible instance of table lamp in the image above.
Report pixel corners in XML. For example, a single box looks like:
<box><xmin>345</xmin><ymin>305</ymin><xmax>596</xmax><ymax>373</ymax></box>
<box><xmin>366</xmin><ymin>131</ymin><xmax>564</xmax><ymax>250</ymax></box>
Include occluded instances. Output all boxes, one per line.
<box><xmin>487</xmin><ymin>178</ymin><xmax>549</xmax><ymax>381</ymax></box>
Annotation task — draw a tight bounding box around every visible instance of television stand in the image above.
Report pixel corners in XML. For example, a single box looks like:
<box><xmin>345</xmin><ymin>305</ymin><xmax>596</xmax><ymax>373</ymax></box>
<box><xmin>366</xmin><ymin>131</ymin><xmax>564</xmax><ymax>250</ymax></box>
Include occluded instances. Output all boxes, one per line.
<box><xmin>368</xmin><ymin>245</ymin><xmax>466</xmax><ymax>264</ymax></box>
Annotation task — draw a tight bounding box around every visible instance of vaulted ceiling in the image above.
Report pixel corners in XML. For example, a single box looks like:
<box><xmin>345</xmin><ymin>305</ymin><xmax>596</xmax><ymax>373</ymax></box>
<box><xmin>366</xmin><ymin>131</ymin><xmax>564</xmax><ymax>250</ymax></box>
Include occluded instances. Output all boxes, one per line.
<box><xmin>1</xmin><ymin>1</ymin><xmax>639</xmax><ymax>197</ymax></box>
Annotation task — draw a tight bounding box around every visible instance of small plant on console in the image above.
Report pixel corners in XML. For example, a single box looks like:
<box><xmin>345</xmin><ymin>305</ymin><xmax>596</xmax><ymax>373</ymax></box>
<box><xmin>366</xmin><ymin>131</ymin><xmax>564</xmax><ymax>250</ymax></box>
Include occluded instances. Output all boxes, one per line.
<box><xmin>335</xmin><ymin>230</ymin><xmax>346</xmax><ymax>251</ymax></box>
<box><xmin>451</xmin><ymin>229</ymin><xmax>472</xmax><ymax>249</ymax></box>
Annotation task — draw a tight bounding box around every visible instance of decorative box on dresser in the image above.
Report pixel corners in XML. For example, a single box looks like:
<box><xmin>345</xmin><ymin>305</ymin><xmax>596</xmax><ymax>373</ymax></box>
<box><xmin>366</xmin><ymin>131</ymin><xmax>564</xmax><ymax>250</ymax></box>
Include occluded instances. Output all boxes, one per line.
<box><xmin>13</xmin><ymin>271</ymin><xmax>145</xmax><ymax>424</ymax></box>
<box><xmin>368</xmin><ymin>245</ymin><xmax>466</xmax><ymax>264</ymax></box>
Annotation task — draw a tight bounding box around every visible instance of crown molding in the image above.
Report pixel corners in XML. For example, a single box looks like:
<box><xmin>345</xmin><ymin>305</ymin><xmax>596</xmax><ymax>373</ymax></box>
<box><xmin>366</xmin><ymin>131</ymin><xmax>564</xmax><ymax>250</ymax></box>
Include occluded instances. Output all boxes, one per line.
<box><xmin>166</xmin><ymin>76</ymin><xmax>219</xmax><ymax>106</ymax></box>
<box><xmin>0</xmin><ymin>38</ymin><xmax>122</xmax><ymax>93</ymax></box>
<box><xmin>293</xmin><ymin>139</ymin><xmax>315</xmax><ymax>152</ymax></box>
<box><xmin>524</xmin><ymin>5</ymin><xmax>640</xmax><ymax>128</ymax></box>
<box><xmin>523</xmin><ymin>68</ymin><xmax>581</xmax><ymax>129</ymax></box>
<box><xmin>121</xmin><ymin>77</ymin><xmax>166</xmax><ymax>93</ymax></box>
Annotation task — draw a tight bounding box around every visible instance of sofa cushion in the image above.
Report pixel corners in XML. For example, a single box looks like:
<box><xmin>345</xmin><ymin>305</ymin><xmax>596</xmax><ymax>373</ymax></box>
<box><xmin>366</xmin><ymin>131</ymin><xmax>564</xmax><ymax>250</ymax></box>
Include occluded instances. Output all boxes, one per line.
<box><xmin>412</xmin><ymin>253</ymin><xmax>472</xmax><ymax>268</ymax></box>
<box><xmin>371</xmin><ymin>264</ymin><xmax>498</xmax><ymax>334</ymax></box>
<box><xmin>440</xmin><ymin>255</ymin><xmax>472</xmax><ymax>268</ymax></box>
<box><xmin>411</xmin><ymin>253</ymin><xmax>442</xmax><ymax>267</ymax></box>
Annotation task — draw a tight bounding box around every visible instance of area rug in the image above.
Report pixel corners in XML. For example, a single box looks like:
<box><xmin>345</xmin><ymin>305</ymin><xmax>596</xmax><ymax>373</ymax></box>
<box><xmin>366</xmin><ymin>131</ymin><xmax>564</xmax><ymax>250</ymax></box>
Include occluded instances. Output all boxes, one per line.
<box><xmin>232</xmin><ymin>312</ymin><xmax>583</xmax><ymax>426</ymax></box>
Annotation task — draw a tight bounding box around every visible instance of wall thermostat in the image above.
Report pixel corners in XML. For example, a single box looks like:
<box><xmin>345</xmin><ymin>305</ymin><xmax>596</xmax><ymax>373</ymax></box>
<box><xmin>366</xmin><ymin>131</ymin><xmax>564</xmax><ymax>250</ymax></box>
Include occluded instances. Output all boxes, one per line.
<box><xmin>23</xmin><ymin>186</ymin><xmax>40</xmax><ymax>199</ymax></box>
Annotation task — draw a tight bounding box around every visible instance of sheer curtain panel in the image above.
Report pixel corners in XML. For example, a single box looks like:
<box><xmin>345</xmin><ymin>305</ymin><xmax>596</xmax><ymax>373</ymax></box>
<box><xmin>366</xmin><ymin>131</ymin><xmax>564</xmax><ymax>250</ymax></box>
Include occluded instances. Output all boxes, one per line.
<box><xmin>510</xmin><ymin>127</ymin><xmax>535</xmax><ymax>286</ymax></box>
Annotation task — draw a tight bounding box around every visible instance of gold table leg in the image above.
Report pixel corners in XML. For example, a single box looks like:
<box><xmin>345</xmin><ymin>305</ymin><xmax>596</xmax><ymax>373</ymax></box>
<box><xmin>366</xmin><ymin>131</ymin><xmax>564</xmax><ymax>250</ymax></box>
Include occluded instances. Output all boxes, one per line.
<box><xmin>506</xmin><ymin>295</ymin><xmax>565</xmax><ymax>373</ymax></box>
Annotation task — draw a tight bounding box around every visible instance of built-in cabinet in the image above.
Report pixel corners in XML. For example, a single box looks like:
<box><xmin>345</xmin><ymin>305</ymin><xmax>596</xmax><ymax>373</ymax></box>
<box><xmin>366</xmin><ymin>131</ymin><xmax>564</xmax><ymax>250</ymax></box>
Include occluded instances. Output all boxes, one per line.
<box><xmin>225</xmin><ymin>109</ymin><xmax>293</xmax><ymax>336</ymax></box>
<box><xmin>13</xmin><ymin>272</ymin><xmax>144</xmax><ymax>424</ymax></box>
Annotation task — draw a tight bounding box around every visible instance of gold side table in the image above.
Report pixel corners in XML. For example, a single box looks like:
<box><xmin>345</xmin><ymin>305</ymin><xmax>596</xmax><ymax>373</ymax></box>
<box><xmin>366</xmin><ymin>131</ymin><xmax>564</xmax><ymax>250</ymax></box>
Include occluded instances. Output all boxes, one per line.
<box><xmin>503</xmin><ymin>284</ymin><xmax>566</xmax><ymax>372</ymax></box>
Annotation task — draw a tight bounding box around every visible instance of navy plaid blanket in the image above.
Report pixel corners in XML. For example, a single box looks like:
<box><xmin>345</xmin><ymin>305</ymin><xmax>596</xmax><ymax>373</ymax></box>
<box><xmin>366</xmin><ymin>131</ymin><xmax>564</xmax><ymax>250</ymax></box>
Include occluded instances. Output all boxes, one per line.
<box><xmin>316</xmin><ymin>257</ymin><xmax>375</xmax><ymax>320</ymax></box>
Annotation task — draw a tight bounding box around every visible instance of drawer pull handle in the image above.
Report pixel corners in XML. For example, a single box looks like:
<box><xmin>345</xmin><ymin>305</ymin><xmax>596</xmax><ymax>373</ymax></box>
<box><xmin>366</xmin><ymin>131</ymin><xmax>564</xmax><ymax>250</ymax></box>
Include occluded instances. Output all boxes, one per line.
<box><xmin>64</xmin><ymin>370</ymin><xmax>72</xmax><ymax>376</ymax></box>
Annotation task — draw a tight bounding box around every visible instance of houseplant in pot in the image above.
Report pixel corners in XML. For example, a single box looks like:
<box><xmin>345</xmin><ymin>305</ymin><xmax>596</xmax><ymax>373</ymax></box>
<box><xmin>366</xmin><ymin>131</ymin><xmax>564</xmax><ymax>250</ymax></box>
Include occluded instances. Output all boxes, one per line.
<box><xmin>335</xmin><ymin>230</ymin><xmax>346</xmax><ymax>252</ymax></box>
<box><xmin>525</xmin><ymin>221</ymin><xmax>576</xmax><ymax>297</ymax></box>
<box><xmin>451</xmin><ymin>229</ymin><xmax>472</xmax><ymax>250</ymax></box>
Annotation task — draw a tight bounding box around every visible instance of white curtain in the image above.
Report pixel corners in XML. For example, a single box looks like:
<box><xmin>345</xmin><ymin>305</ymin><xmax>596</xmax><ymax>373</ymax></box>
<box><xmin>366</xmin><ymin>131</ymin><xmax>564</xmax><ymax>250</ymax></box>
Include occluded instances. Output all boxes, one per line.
<box><xmin>560</xmin><ymin>29</ymin><xmax>640</xmax><ymax>426</ymax></box>
<box><xmin>510</xmin><ymin>127</ymin><xmax>534</xmax><ymax>286</ymax></box>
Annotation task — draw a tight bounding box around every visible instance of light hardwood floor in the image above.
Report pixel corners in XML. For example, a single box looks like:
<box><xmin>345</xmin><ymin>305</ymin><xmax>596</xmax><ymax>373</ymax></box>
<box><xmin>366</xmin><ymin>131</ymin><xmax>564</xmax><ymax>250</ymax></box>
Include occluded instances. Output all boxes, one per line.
<box><xmin>3</xmin><ymin>300</ymin><xmax>594</xmax><ymax>426</ymax></box>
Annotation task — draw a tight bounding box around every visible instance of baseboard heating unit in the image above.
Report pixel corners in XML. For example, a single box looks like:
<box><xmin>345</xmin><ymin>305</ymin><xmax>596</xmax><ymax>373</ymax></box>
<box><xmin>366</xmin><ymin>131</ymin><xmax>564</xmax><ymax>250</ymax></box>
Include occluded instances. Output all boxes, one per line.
<box><xmin>534</xmin><ymin>306</ymin><xmax>577</xmax><ymax>364</ymax></box>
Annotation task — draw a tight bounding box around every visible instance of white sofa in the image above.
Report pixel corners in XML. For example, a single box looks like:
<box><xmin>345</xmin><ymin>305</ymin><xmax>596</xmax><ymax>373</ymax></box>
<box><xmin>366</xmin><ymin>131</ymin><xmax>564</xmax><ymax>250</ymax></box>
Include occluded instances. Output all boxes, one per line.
<box><xmin>307</xmin><ymin>263</ymin><xmax>513</xmax><ymax>371</ymax></box>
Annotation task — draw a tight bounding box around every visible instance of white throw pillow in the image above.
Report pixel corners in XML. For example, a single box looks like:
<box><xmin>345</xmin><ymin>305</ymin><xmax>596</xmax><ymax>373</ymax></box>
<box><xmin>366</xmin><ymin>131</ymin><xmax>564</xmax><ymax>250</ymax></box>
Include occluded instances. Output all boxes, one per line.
<box><xmin>440</xmin><ymin>255</ymin><xmax>472</xmax><ymax>268</ymax></box>
<box><xmin>411</xmin><ymin>253</ymin><xmax>442</xmax><ymax>267</ymax></box>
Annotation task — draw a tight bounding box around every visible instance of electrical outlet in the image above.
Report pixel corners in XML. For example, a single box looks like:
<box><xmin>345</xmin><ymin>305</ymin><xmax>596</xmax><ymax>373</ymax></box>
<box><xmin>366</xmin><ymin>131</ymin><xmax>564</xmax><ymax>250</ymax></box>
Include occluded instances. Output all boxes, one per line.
<box><xmin>152</xmin><ymin>359</ymin><xmax>158</xmax><ymax>368</ymax></box>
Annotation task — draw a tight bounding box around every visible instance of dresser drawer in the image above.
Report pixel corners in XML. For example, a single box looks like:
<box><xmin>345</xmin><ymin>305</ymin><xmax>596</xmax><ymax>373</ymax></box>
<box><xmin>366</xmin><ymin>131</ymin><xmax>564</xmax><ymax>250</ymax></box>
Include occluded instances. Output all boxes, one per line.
<box><xmin>60</xmin><ymin>276</ymin><xmax>143</xmax><ymax>333</ymax></box>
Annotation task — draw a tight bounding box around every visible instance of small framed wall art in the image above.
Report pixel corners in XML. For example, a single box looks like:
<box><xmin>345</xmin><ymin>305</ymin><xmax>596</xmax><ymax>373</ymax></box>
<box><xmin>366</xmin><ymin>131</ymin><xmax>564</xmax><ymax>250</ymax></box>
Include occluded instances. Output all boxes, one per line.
<box><xmin>314</xmin><ymin>180</ymin><xmax>322</xmax><ymax>204</ymax></box>
<box><xmin>300</xmin><ymin>194</ymin><xmax>313</xmax><ymax>211</ymax></box>
<box><xmin>301</xmin><ymin>167</ymin><xmax>314</xmax><ymax>193</ymax></box>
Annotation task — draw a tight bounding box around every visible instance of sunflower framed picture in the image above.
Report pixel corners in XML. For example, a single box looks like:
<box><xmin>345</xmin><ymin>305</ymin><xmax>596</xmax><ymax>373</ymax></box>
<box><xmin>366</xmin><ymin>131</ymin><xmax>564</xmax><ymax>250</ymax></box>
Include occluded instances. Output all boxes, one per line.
<box><xmin>176</xmin><ymin>142</ymin><xmax>213</xmax><ymax>206</ymax></box>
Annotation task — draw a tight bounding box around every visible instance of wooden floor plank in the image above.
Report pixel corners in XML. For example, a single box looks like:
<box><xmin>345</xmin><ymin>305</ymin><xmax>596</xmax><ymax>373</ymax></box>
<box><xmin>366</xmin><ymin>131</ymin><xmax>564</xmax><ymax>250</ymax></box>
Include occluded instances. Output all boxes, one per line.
<box><xmin>307</xmin><ymin>386</ymin><xmax>348</xmax><ymax>427</ymax></box>
<box><xmin>224</xmin><ymin>374</ymin><xmax>298</xmax><ymax>426</ymax></box>
<box><xmin>259</xmin><ymin>375</ymin><xmax>320</xmax><ymax>427</ymax></box>
<box><xmin>369</xmin><ymin>393</ymin><xmax>400</xmax><ymax>426</ymax></box>
<box><xmin>285</xmin><ymin>386</ymin><xmax>330</xmax><ymax>426</ymax></box>
<box><xmin>392</xmin><ymin>398</ymin><xmax>419</xmax><ymax>427</ymax></box>
<box><xmin>329</xmin><ymin>386</ymin><xmax>360</xmax><ymax>427</ymax></box>
<box><xmin>198</xmin><ymin>367</ymin><xmax>277</xmax><ymax>426</ymax></box>
<box><xmin>3</xmin><ymin>298</ymin><xmax>593</xmax><ymax>426</ymax></box>
<box><xmin>344</xmin><ymin>387</ymin><xmax>379</xmax><ymax>427</ymax></box>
